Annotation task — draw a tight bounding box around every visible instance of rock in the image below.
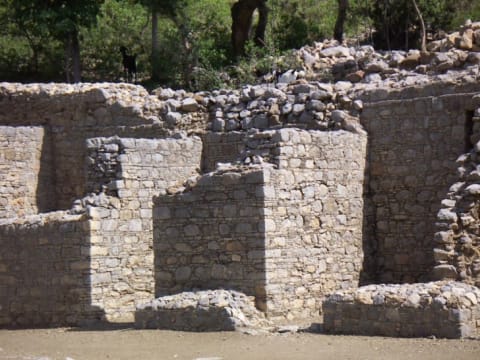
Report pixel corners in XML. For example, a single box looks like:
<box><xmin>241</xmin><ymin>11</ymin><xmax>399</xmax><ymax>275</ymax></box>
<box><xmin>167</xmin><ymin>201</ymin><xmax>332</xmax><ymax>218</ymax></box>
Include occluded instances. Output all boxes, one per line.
<box><xmin>345</xmin><ymin>70</ymin><xmax>364</xmax><ymax>83</ymax></box>
<box><xmin>212</xmin><ymin>118</ymin><xmax>225</xmax><ymax>132</ymax></box>
<box><xmin>181</xmin><ymin>98</ymin><xmax>199</xmax><ymax>112</ymax></box>
<box><xmin>364</xmin><ymin>60</ymin><xmax>389</xmax><ymax>73</ymax></box>
<box><xmin>277</xmin><ymin>70</ymin><xmax>297</xmax><ymax>84</ymax></box>
<box><xmin>333</xmin><ymin>81</ymin><xmax>352</xmax><ymax>92</ymax></box>
<box><xmin>320</xmin><ymin>46</ymin><xmax>350</xmax><ymax>58</ymax></box>
<box><xmin>165</xmin><ymin>111</ymin><xmax>182</xmax><ymax>126</ymax></box>
<box><xmin>277</xmin><ymin>325</ymin><xmax>300</xmax><ymax>333</ymax></box>
<box><xmin>331</xmin><ymin>110</ymin><xmax>347</xmax><ymax>124</ymax></box>
<box><xmin>457</xmin><ymin>29</ymin><xmax>474</xmax><ymax>50</ymax></box>
<box><xmin>364</xmin><ymin>73</ymin><xmax>382</xmax><ymax>83</ymax></box>
<box><xmin>400</xmin><ymin>51</ymin><xmax>421</xmax><ymax>69</ymax></box>
<box><xmin>465</xmin><ymin>184</ymin><xmax>480</xmax><ymax>195</ymax></box>
<box><xmin>437</xmin><ymin>208</ymin><xmax>458</xmax><ymax>223</ymax></box>
<box><xmin>432</xmin><ymin>265</ymin><xmax>458</xmax><ymax>280</ymax></box>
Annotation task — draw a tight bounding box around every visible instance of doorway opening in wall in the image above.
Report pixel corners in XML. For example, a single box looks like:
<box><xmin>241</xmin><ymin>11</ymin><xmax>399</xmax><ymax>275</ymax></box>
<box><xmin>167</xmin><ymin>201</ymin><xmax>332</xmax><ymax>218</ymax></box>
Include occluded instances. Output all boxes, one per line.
<box><xmin>465</xmin><ymin>110</ymin><xmax>474</xmax><ymax>152</ymax></box>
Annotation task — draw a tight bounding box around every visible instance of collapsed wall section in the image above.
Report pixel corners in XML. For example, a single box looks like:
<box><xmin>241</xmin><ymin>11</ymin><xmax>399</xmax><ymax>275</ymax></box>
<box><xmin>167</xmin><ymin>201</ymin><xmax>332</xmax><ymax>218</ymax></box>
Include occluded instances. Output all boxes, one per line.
<box><xmin>0</xmin><ymin>126</ymin><xmax>55</xmax><ymax>218</ymax></box>
<box><xmin>85</xmin><ymin>136</ymin><xmax>202</xmax><ymax>322</ymax></box>
<box><xmin>0</xmin><ymin>212</ymin><xmax>102</xmax><ymax>327</ymax></box>
<box><xmin>360</xmin><ymin>84</ymin><xmax>480</xmax><ymax>283</ymax></box>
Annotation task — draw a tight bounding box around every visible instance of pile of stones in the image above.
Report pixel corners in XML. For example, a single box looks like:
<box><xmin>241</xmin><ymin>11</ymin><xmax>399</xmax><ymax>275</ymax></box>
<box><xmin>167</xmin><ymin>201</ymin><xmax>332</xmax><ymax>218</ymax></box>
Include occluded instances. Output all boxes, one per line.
<box><xmin>323</xmin><ymin>281</ymin><xmax>480</xmax><ymax>338</ymax></box>
<box><xmin>154</xmin><ymin>80</ymin><xmax>365</xmax><ymax>134</ymax></box>
<box><xmin>292</xmin><ymin>20</ymin><xmax>480</xmax><ymax>83</ymax></box>
<box><xmin>135</xmin><ymin>289</ymin><xmax>272</xmax><ymax>332</ymax></box>
<box><xmin>428</xmin><ymin>20</ymin><xmax>480</xmax><ymax>52</ymax></box>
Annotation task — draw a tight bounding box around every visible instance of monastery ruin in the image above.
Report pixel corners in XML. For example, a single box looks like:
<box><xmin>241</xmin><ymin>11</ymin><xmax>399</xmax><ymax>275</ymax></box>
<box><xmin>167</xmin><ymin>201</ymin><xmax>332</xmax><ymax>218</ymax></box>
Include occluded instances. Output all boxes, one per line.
<box><xmin>1</xmin><ymin>35</ymin><xmax>480</xmax><ymax>338</ymax></box>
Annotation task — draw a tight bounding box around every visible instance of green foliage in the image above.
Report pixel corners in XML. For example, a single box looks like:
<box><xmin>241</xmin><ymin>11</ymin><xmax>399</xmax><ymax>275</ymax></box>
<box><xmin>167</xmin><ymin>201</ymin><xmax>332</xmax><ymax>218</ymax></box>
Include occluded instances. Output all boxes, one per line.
<box><xmin>0</xmin><ymin>1</ymin><xmax>64</xmax><ymax>81</ymax></box>
<box><xmin>269</xmin><ymin>0</ymin><xmax>337</xmax><ymax>49</ymax></box>
<box><xmin>449</xmin><ymin>1</ymin><xmax>480</xmax><ymax>28</ymax></box>
<box><xmin>368</xmin><ymin>0</ymin><xmax>457</xmax><ymax>50</ymax></box>
<box><xmin>2</xmin><ymin>0</ymin><xmax>480</xmax><ymax>85</ymax></box>
<box><xmin>81</xmin><ymin>0</ymin><xmax>150</xmax><ymax>82</ymax></box>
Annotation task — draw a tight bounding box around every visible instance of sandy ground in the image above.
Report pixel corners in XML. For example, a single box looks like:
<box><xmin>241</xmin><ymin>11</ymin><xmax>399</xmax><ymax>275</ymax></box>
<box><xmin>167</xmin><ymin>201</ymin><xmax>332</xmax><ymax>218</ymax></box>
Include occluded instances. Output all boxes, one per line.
<box><xmin>0</xmin><ymin>327</ymin><xmax>479</xmax><ymax>360</ymax></box>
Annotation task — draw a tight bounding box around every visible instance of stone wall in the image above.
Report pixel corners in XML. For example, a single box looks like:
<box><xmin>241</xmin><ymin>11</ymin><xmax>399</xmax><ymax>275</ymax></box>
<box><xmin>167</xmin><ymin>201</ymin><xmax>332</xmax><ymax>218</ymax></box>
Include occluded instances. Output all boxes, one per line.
<box><xmin>0</xmin><ymin>126</ymin><xmax>55</xmax><ymax>218</ymax></box>
<box><xmin>201</xmin><ymin>132</ymin><xmax>247</xmax><ymax>172</ymax></box>
<box><xmin>0</xmin><ymin>212</ymin><xmax>103</xmax><ymax>327</ymax></box>
<box><xmin>153</xmin><ymin>168</ymin><xmax>267</xmax><ymax>306</ymax></box>
<box><xmin>261</xmin><ymin>129</ymin><xmax>367</xmax><ymax>320</ymax></box>
<box><xmin>323</xmin><ymin>281</ymin><xmax>480</xmax><ymax>339</ymax></box>
<box><xmin>360</xmin><ymin>83</ymin><xmax>480</xmax><ymax>283</ymax></box>
<box><xmin>153</xmin><ymin>129</ymin><xmax>367</xmax><ymax>320</ymax></box>
<box><xmin>85</xmin><ymin>136</ymin><xmax>202</xmax><ymax>322</ymax></box>
<box><xmin>432</xmin><ymin>94</ymin><xmax>480</xmax><ymax>286</ymax></box>
<box><xmin>0</xmin><ymin>83</ymin><xmax>169</xmax><ymax>210</ymax></box>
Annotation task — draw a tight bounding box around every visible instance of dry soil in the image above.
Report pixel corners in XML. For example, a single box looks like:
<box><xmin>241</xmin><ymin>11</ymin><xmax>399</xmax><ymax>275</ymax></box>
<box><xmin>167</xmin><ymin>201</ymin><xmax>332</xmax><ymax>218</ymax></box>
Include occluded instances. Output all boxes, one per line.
<box><xmin>0</xmin><ymin>327</ymin><xmax>480</xmax><ymax>360</ymax></box>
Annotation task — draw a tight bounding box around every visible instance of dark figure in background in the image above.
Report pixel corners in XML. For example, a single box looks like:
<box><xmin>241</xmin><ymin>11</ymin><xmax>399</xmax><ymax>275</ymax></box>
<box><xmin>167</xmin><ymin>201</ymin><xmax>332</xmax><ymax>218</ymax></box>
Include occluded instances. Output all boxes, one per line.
<box><xmin>231</xmin><ymin>0</ymin><xmax>268</xmax><ymax>59</ymax></box>
<box><xmin>119</xmin><ymin>46</ymin><xmax>137</xmax><ymax>83</ymax></box>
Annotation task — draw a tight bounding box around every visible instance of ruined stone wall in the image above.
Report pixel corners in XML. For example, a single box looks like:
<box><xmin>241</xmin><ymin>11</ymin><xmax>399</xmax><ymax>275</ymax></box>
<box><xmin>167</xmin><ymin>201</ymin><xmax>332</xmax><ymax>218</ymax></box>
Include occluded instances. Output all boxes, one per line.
<box><xmin>0</xmin><ymin>126</ymin><xmax>55</xmax><ymax>218</ymax></box>
<box><xmin>0</xmin><ymin>83</ymin><xmax>169</xmax><ymax>210</ymax></box>
<box><xmin>153</xmin><ymin>129</ymin><xmax>367</xmax><ymax>321</ymax></box>
<box><xmin>260</xmin><ymin>129</ymin><xmax>367</xmax><ymax>320</ymax></box>
<box><xmin>85</xmin><ymin>136</ymin><xmax>202</xmax><ymax>322</ymax></box>
<box><xmin>153</xmin><ymin>169</ymin><xmax>267</xmax><ymax>308</ymax></box>
<box><xmin>0</xmin><ymin>212</ymin><xmax>102</xmax><ymax>327</ymax></box>
<box><xmin>360</xmin><ymin>83</ymin><xmax>480</xmax><ymax>283</ymax></box>
<box><xmin>432</xmin><ymin>94</ymin><xmax>480</xmax><ymax>286</ymax></box>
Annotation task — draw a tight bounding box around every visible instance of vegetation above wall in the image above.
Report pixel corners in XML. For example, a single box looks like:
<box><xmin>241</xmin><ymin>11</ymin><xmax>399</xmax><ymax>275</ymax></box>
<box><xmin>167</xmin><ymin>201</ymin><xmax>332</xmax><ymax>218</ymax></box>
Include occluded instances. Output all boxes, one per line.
<box><xmin>0</xmin><ymin>0</ymin><xmax>479</xmax><ymax>90</ymax></box>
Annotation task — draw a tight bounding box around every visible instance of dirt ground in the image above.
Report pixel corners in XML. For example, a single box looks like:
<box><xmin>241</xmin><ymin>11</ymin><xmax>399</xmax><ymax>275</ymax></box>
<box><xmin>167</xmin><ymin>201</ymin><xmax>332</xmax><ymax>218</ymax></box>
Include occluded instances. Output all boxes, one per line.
<box><xmin>0</xmin><ymin>327</ymin><xmax>479</xmax><ymax>360</ymax></box>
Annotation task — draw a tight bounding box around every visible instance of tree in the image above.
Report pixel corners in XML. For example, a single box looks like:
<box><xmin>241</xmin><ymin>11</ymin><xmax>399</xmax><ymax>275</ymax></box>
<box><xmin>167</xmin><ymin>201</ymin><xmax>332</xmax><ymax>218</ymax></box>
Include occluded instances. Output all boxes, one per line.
<box><xmin>10</xmin><ymin>0</ymin><xmax>103</xmax><ymax>82</ymax></box>
<box><xmin>231</xmin><ymin>0</ymin><xmax>269</xmax><ymax>58</ymax></box>
<box><xmin>137</xmin><ymin>0</ymin><xmax>186</xmax><ymax>81</ymax></box>
<box><xmin>370</xmin><ymin>0</ymin><xmax>455</xmax><ymax>50</ymax></box>
<box><xmin>411</xmin><ymin>0</ymin><xmax>426</xmax><ymax>52</ymax></box>
<box><xmin>333</xmin><ymin>0</ymin><xmax>349</xmax><ymax>42</ymax></box>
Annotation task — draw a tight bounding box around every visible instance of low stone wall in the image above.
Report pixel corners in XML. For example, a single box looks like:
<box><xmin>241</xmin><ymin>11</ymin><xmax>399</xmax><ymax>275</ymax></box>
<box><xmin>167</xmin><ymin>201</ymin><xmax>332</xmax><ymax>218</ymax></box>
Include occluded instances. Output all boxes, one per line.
<box><xmin>0</xmin><ymin>126</ymin><xmax>55</xmax><ymax>218</ymax></box>
<box><xmin>0</xmin><ymin>212</ymin><xmax>102</xmax><ymax>327</ymax></box>
<box><xmin>135</xmin><ymin>289</ymin><xmax>270</xmax><ymax>331</ymax></box>
<box><xmin>323</xmin><ymin>281</ymin><xmax>480</xmax><ymax>338</ymax></box>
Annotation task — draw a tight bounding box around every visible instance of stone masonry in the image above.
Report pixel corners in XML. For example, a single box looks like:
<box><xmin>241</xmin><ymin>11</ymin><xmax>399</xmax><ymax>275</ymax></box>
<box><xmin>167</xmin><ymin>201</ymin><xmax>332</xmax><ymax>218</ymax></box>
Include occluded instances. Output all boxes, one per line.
<box><xmin>0</xmin><ymin>49</ymin><xmax>480</xmax><ymax>335</ymax></box>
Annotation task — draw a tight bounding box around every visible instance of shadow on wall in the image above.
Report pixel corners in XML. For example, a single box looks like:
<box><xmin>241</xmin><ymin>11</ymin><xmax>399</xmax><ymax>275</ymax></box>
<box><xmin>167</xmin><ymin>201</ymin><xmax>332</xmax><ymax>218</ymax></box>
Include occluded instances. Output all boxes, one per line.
<box><xmin>151</xmin><ymin>172</ymin><xmax>268</xmax><ymax>311</ymax></box>
<box><xmin>359</xmin><ymin>92</ymin><xmax>478</xmax><ymax>284</ymax></box>
<box><xmin>0</xmin><ymin>216</ymin><xmax>105</xmax><ymax>328</ymax></box>
<box><xmin>359</xmin><ymin>155</ymin><xmax>378</xmax><ymax>286</ymax></box>
<box><xmin>36</xmin><ymin>124</ymin><xmax>57</xmax><ymax>213</ymax></box>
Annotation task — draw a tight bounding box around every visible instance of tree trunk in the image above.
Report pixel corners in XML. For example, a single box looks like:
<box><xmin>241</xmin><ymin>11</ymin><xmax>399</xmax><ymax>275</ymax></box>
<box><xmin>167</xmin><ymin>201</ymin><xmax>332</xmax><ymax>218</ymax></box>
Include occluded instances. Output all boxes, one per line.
<box><xmin>71</xmin><ymin>30</ymin><xmax>81</xmax><ymax>83</ymax></box>
<box><xmin>333</xmin><ymin>0</ymin><xmax>349</xmax><ymax>42</ymax></box>
<box><xmin>231</xmin><ymin>0</ymin><xmax>268</xmax><ymax>59</ymax></box>
<box><xmin>151</xmin><ymin>10</ymin><xmax>160</xmax><ymax>81</ymax></box>
<box><xmin>64</xmin><ymin>30</ymin><xmax>81</xmax><ymax>83</ymax></box>
<box><xmin>412</xmin><ymin>0</ymin><xmax>426</xmax><ymax>51</ymax></box>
